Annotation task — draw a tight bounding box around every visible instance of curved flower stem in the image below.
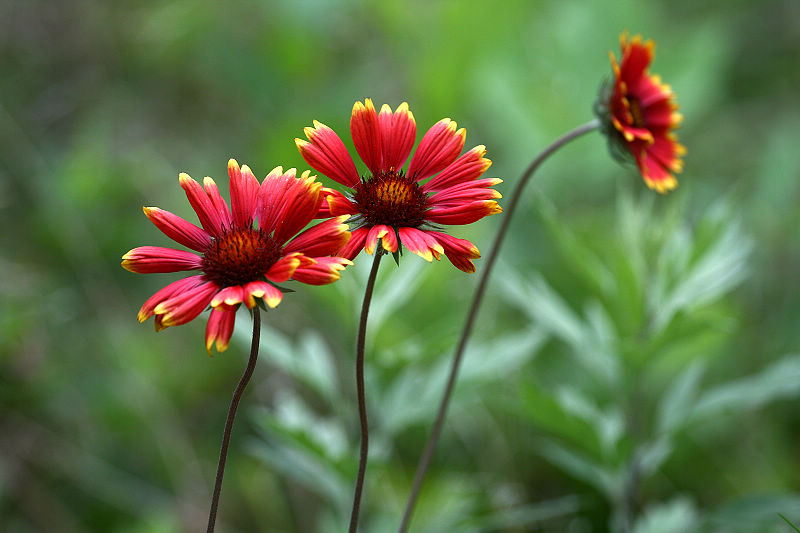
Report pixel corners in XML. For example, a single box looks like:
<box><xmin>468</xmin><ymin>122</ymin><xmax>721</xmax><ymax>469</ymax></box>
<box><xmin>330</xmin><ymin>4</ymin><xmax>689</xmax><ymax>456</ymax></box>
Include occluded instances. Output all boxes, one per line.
<box><xmin>207</xmin><ymin>306</ymin><xmax>261</xmax><ymax>533</ymax></box>
<box><xmin>349</xmin><ymin>250</ymin><xmax>384</xmax><ymax>533</ymax></box>
<box><xmin>397</xmin><ymin>119</ymin><xmax>601</xmax><ymax>533</ymax></box>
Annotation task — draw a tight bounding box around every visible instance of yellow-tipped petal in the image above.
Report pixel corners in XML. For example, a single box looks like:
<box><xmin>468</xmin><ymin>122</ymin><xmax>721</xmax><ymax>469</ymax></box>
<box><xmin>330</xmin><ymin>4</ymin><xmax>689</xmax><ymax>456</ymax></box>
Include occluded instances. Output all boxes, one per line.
<box><xmin>266</xmin><ymin>166</ymin><xmax>285</xmax><ymax>179</ymax></box>
<box><xmin>264</xmin><ymin>292</ymin><xmax>282</xmax><ymax>309</ymax></box>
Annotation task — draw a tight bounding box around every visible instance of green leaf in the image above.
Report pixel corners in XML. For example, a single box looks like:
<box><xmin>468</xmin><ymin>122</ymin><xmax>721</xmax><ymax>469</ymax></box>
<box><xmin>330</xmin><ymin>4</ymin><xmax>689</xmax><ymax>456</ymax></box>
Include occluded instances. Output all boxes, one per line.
<box><xmin>778</xmin><ymin>513</ymin><xmax>800</xmax><ymax>533</ymax></box>
<box><xmin>657</xmin><ymin>362</ymin><xmax>705</xmax><ymax>435</ymax></box>
<box><xmin>650</xmin><ymin>219</ymin><xmax>752</xmax><ymax>332</ymax></box>
<box><xmin>690</xmin><ymin>354</ymin><xmax>800</xmax><ymax>423</ymax></box>
<box><xmin>636</xmin><ymin>437</ymin><xmax>674</xmax><ymax>479</ymax></box>
<box><xmin>554</xmin><ymin>385</ymin><xmax>624</xmax><ymax>454</ymax></box>
<box><xmin>460</xmin><ymin>495</ymin><xmax>581</xmax><ymax>533</ymax></box>
<box><xmin>536</xmin><ymin>438</ymin><xmax>623</xmax><ymax>497</ymax></box>
<box><xmin>248</xmin><ymin>401</ymin><xmax>351</xmax><ymax>510</ymax></box>
<box><xmin>518</xmin><ymin>384</ymin><xmax>603</xmax><ymax>458</ymax></box>
<box><xmin>497</xmin><ymin>266</ymin><xmax>620</xmax><ymax>384</ymax></box>
<box><xmin>377</xmin><ymin>328</ymin><xmax>546</xmax><ymax>436</ymax></box>
<box><xmin>779</xmin><ymin>514</ymin><xmax>800</xmax><ymax>533</ymax></box>
<box><xmin>534</xmin><ymin>193</ymin><xmax>616</xmax><ymax>297</ymax></box>
<box><xmin>705</xmin><ymin>494</ymin><xmax>800</xmax><ymax>532</ymax></box>
<box><xmin>632</xmin><ymin>498</ymin><xmax>698</xmax><ymax>533</ymax></box>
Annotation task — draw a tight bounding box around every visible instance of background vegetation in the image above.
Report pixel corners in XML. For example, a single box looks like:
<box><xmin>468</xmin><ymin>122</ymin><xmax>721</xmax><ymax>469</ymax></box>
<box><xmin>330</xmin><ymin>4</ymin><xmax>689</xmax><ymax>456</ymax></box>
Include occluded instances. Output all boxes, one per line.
<box><xmin>2</xmin><ymin>0</ymin><xmax>799</xmax><ymax>531</ymax></box>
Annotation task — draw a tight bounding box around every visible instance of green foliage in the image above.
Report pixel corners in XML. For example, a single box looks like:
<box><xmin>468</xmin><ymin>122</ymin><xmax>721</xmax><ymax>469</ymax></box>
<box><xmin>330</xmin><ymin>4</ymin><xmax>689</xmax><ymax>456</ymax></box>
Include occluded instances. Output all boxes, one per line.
<box><xmin>779</xmin><ymin>514</ymin><xmax>800</xmax><ymax>533</ymax></box>
<box><xmin>2</xmin><ymin>0</ymin><xmax>800</xmax><ymax>532</ymax></box>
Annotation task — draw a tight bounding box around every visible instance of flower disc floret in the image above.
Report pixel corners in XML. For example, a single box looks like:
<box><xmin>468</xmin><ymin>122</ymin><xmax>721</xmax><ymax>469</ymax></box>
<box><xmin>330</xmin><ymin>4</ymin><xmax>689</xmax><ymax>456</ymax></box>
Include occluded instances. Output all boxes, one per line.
<box><xmin>201</xmin><ymin>229</ymin><xmax>282</xmax><ymax>288</ymax></box>
<box><xmin>353</xmin><ymin>170</ymin><xmax>427</xmax><ymax>228</ymax></box>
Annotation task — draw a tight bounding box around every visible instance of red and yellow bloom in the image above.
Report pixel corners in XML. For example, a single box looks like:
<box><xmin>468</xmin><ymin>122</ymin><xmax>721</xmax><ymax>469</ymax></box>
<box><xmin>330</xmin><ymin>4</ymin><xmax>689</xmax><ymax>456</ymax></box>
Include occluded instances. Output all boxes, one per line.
<box><xmin>601</xmin><ymin>33</ymin><xmax>686</xmax><ymax>193</ymax></box>
<box><xmin>122</xmin><ymin>160</ymin><xmax>352</xmax><ymax>353</ymax></box>
<box><xmin>296</xmin><ymin>99</ymin><xmax>502</xmax><ymax>273</ymax></box>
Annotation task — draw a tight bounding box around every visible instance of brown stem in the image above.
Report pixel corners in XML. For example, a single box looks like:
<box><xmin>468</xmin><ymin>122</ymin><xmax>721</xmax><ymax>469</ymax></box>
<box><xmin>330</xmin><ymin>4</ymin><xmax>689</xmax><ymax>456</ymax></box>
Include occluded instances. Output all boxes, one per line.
<box><xmin>348</xmin><ymin>251</ymin><xmax>384</xmax><ymax>533</ymax></box>
<box><xmin>397</xmin><ymin>119</ymin><xmax>601</xmax><ymax>533</ymax></box>
<box><xmin>207</xmin><ymin>306</ymin><xmax>261</xmax><ymax>533</ymax></box>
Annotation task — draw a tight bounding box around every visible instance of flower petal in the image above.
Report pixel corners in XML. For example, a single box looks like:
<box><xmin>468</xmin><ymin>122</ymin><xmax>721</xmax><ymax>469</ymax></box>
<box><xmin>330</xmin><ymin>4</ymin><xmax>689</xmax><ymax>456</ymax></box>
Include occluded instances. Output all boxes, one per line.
<box><xmin>378</xmin><ymin>225</ymin><xmax>398</xmax><ymax>253</ymax></box>
<box><xmin>296</xmin><ymin>121</ymin><xmax>360</xmax><ymax>187</ymax></box>
<box><xmin>426</xmin><ymin>200</ymin><xmax>502</xmax><ymax>225</ymax></box>
<box><xmin>283</xmin><ymin>215</ymin><xmax>351</xmax><ymax>256</ymax></box>
<box><xmin>179</xmin><ymin>173</ymin><xmax>225</xmax><ymax>237</ymax></box>
<box><xmin>154</xmin><ymin>280</ymin><xmax>219</xmax><ymax>328</ymax></box>
<box><xmin>636</xmin><ymin>136</ymin><xmax>681</xmax><ymax>193</ymax></box>
<box><xmin>265</xmin><ymin>252</ymin><xmax>304</xmax><ymax>283</ymax></box>
<box><xmin>228</xmin><ymin>159</ymin><xmax>260</xmax><ymax>230</ymax></box>
<box><xmin>203</xmin><ymin>176</ymin><xmax>233</xmax><ymax>230</ymax></box>
<box><xmin>206</xmin><ymin>305</ymin><xmax>237</xmax><ymax>354</ymax></box>
<box><xmin>351</xmin><ymin>99</ymin><xmax>382</xmax><ymax>175</ymax></box>
<box><xmin>324</xmin><ymin>187</ymin><xmax>359</xmax><ymax>216</ymax></box>
<box><xmin>423</xmin><ymin>145</ymin><xmax>492</xmax><ymax>192</ymax></box>
<box><xmin>317</xmin><ymin>187</ymin><xmax>354</xmax><ymax>218</ymax></box>
<box><xmin>427</xmin><ymin>178</ymin><xmax>503</xmax><ymax>206</ymax></box>
<box><xmin>244</xmin><ymin>280</ymin><xmax>283</xmax><ymax>308</ymax></box>
<box><xmin>612</xmin><ymin>116</ymin><xmax>654</xmax><ymax>143</ymax></box>
<box><xmin>258</xmin><ymin>168</ymin><xmax>323</xmax><ymax>243</ymax></box>
<box><xmin>143</xmin><ymin>206</ymin><xmax>211</xmax><ymax>252</ymax></box>
<box><xmin>426</xmin><ymin>231</ymin><xmax>480</xmax><ymax>273</ymax></box>
<box><xmin>292</xmin><ymin>257</ymin><xmax>352</xmax><ymax>285</ymax></box>
<box><xmin>379</xmin><ymin>102</ymin><xmax>416</xmax><ymax>171</ymax></box>
<box><xmin>339</xmin><ymin>227</ymin><xmax>369</xmax><ymax>260</ymax></box>
<box><xmin>619</xmin><ymin>34</ymin><xmax>655</xmax><ymax>83</ymax></box>
<box><xmin>256</xmin><ymin>166</ymin><xmax>292</xmax><ymax>235</ymax></box>
<box><xmin>210</xmin><ymin>285</ymin><xmax>245</xmax><ymax>308</ymax></box>
<box><xmin>122</xmin><ymin>246</ymin><xmax>203</xmax><ymax>273</ymax></box>
<box><xmin>365</xmin><ymin>224</ymin><xmax>395</xmax><ymax>255</ymax></box>
<box><xmin>137</xmin><ymin>275</ymin><xmax>206</xmax><ymax>323</ymax></box>
<box><xmin>407</xmin><ymin>118</ymin><xmax>466</xmax><ymax>181</ymax></box>
<box><xmin>398</xmin><ymin>227</ymin><xmax>444</xmax><ymax>262</ymax></box>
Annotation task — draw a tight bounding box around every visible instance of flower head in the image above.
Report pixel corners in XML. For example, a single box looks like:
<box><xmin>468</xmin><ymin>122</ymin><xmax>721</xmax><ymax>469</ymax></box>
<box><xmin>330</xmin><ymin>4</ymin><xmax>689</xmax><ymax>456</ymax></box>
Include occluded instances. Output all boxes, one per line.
<box><xmin>295</xmin><ymin>99</ymin><xmax>502</xmax><ymax>273</ymax></box>
<box><xmin>596</xmin><ymin>33</ymin><xmax>686</xmax><ymax>193</ymax></box>
<box><xmin>122</xmin><ymin>160</ymin><xmax>352</xmax><ymax>353</ymax></box>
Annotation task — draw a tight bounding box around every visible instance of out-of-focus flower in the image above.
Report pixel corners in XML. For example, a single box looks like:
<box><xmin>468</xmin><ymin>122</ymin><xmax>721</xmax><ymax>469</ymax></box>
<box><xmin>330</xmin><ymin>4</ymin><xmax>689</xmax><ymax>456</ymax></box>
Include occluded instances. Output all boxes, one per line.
<box><xmin>597</xmin><ymin>33</ymin><xmax>686</xmax><ymax>193</ymax></box>
<box><xmin>296</xmin><ymin>99</ymin><xmax>502</xmax><ymax>273</ymax></box>
<box><xmin>122</xmin><ymin>160</ymin><xmax>351</xmax><ymax>353</ymax></box>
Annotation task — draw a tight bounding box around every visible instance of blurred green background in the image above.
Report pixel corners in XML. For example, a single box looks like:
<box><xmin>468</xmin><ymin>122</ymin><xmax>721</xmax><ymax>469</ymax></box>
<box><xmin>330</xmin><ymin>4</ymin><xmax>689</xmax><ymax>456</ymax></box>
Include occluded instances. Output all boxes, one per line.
<box><xmin>2</xmin><ymin>0</ymin><xmax>800</xmax><ymax>532</ymax></box>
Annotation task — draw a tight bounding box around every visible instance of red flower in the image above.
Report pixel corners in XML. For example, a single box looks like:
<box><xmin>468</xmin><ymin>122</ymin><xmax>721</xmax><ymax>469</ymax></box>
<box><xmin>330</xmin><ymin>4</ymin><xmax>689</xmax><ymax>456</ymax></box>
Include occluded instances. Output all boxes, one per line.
<box><xmin>295</xmin><ymin>99</ymin><xmax>502</xmax><ymax>273</ymax></box>
<box><xmin>122</xmin><ymin>160</ymin><xmax>352</xmax><ymax>353</ymax></box>
<box><xmin>603</xmin><ymin>33</ymin><xmax>686</xmax><ymax>193</ymax></box>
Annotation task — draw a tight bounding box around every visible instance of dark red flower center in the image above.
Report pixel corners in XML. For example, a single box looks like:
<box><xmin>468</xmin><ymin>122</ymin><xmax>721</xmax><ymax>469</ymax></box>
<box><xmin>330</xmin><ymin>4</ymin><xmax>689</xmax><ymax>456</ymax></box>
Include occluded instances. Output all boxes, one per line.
<box><xmin>201</xmin><ymin>228</ymin><xmax>282</xmax><ymax>287</ymax></box>
<box><xmin>628</xmin><ymin>97</ymin><xmax>645</xmax><ymax>128</ymax></box>
<box><xmin>352</xmin><ymin>170</ymin><xmax>428</xmax><ymax>228</ymax></box>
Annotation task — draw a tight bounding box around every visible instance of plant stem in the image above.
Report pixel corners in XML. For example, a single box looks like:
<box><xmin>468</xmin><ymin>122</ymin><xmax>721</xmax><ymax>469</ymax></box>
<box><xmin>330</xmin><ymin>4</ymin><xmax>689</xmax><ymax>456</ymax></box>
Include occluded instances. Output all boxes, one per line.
<box><xmin>207</xmin><ymin>306</ymin><xmax>261</xmax><ymax>533</ymax></box>
<box><xmin>349</xmin><ymin>250</ymin><xmax>384</xmax><ymax>533</ymax></box>
<box><xmin>397</xmin><ymin>119</ymin><xmax>601</xmax><ymax>533</ymax></box>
